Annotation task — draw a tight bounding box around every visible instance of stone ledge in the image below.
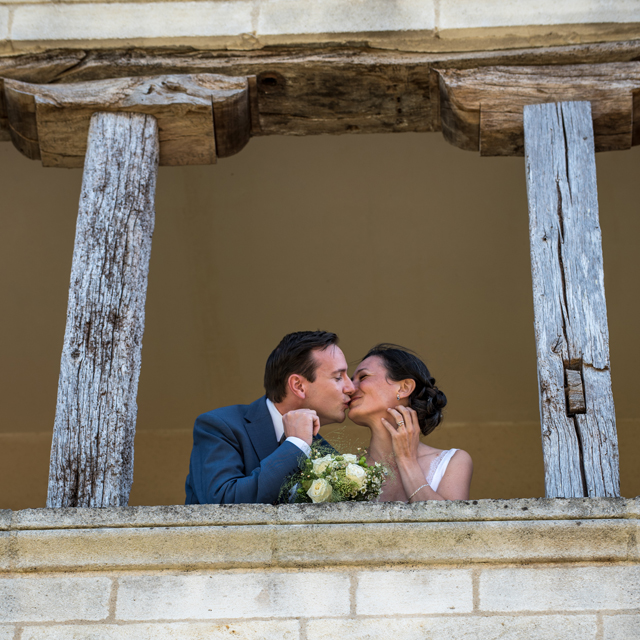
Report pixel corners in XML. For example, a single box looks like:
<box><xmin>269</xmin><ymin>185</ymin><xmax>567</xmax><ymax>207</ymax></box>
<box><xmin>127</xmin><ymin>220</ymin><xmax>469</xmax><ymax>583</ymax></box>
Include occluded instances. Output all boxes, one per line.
<box><xmin>0</xmin><ymin>511</ymin><xmax>10</xmax><ymax>531</ymax></box>
<box><xmin>0</xmin><ymin>499</ymin><xmax>638</xmax><ymax>573</ymax></box>
<box><xmin>9</xmin><ymin>498</ymin><xmax>640</xmax><ymax>530</ymax></box>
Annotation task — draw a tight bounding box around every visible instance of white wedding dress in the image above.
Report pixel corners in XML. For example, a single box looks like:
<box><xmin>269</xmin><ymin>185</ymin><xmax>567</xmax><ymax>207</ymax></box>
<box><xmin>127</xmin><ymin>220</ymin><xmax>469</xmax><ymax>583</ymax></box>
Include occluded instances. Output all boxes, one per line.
<box><xmin>426</xmin><ymin>448</ymin><xmax>459</xmax><ymax>492</ymax></box>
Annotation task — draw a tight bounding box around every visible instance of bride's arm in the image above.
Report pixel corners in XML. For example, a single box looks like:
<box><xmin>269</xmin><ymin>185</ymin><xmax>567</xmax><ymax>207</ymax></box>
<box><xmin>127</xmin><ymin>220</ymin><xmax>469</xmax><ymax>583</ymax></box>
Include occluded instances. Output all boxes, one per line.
<box><xmin>382</xmin><ymin>406</ymin><xmax>473</xmax><ymax>502</ymax></box>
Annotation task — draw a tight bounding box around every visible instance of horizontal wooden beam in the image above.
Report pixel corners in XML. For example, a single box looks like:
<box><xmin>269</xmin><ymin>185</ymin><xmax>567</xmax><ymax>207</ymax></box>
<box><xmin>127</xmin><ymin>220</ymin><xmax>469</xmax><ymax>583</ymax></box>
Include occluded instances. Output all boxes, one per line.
<box><xmin>3</xmin><ymin>74</ymin><xmax>257</xmax><ymax>167</ymax></box>
<box><xmin>438</xmin><ymin>63</ymin><xmax>640</xmax><ymax>156</ymax></box>
<box><xmin>2</xmin><ymin>40</ymin><xmax>640</xmax><ymax>145</ymax></box>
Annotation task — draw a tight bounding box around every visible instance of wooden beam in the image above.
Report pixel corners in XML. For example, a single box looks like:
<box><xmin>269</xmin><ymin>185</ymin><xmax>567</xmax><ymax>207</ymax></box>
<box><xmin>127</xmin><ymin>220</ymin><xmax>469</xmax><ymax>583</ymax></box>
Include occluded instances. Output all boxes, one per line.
<box><xmin>47</xmin><ymin>111</ymin><xmax>158</xmax><ymax>508</ymax></box>
<box><xmin>524</xmin><ymin>100</ymin><xmax>620</xmax><ymax>498</ymax></box>
<box><xmin>3</xmin><ymin>73</ymin><xmax>256</xmax><ymax>167</ymax></box>
<box><xmin>0</xmin><ymin>50</ymin><xmax>87</xmax><ymax>142</ymax></box>
<box><xmin>438</xmin><ymin>63</ymin><xmax>640</xmax><ymax>156</ymax></box>
<box><xmin>8</xmin><ymin>61</ymin><xmax>640</xmax><ymax>163</ymax></box>
<box><xmin>3</xmin><ymin>40</ymin><xmax>640</xmax><ymax>142</ymax></box>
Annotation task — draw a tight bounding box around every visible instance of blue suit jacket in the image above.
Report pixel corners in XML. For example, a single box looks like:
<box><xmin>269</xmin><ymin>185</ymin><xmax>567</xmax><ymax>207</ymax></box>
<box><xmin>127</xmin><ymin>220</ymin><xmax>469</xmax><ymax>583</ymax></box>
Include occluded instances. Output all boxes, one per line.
<box><xmin>185</xmin><ymin>396</ymin><xmax>318</xmax><ymax>504</ymax></box>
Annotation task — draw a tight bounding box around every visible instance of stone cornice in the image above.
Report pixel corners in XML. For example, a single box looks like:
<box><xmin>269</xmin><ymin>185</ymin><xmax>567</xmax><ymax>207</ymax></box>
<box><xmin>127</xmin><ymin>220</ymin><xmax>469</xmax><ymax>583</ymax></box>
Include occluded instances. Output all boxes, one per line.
<box><xmin>1</xmin><ymin>499</ymin><xmax>638</xmax><ymax>573</ymax></box>
<box><xmin>3</xmin><ymin>497</ymin><xmax>640</xmax><ymax>530</ymax></box>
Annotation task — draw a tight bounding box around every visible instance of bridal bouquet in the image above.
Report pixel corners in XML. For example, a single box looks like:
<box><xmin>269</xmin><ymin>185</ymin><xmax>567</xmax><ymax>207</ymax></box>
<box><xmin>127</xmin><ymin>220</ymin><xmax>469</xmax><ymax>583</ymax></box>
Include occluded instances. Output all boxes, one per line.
<box><xmin>285</xmin><ymin>447</ymin><xmax>387</xmax><ymax>503</ymax></box>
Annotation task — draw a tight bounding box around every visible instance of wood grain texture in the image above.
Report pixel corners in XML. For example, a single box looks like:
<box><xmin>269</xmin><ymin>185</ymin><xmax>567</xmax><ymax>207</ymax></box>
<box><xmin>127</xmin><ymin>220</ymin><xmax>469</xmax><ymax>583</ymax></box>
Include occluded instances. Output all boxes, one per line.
<box><xmin>4</xmin><ymin>83</ymin><xmax>39</xmax><ymax>160</ymax></box>
<box><xmin>212</xmin><ymin>81</ymin><xmax>251</xmax><ymax>158</ymax></box>
<box><xmin>47</xmin><ymin>112</ymin><xmax>158</xmax><ymax>508</ymax></box>
<box><xmin>0</xmin><ymin>50</ymin><xmax>86</xmax><ymax>142</ymax></box>
<box><xmin>524</xmin><ymin>101</ymin><xmax>620</xmax><ymax>498</ymax></box>
<box><xmin>565</xmin><ymin>369</ymin><xmax>586</xmax><ymax>415</ymax></box>
<box><xmin>438</xmin><ymin>64</ymin><xmax>640</xmax><ymax>156</ymax></box>
<box><xmin>3</xmin><ymin>40</ymin><xmax>640</xmax><ymax>142</ymax></box>
<box><xmin>3</xmin><ymin>73</ymin><xmax>254</xmax><ymax>167</ymax></box>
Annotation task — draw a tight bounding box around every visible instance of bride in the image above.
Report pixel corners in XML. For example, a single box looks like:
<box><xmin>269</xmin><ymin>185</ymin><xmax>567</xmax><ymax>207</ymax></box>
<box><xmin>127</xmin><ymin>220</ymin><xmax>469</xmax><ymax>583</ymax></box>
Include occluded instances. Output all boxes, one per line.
<box><xmin>348</xmin><ymin>344</ymin><xmax>473</xmax><ymax>502</ymax></box>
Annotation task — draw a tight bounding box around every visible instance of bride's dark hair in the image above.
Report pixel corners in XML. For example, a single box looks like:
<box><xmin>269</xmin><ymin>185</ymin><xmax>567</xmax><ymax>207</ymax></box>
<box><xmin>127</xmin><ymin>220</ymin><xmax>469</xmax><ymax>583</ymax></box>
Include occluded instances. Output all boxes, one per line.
<box><xmin>361</xmin><ymin>343</ymin><xmax>447</xmax><ymax>436</ymax></box>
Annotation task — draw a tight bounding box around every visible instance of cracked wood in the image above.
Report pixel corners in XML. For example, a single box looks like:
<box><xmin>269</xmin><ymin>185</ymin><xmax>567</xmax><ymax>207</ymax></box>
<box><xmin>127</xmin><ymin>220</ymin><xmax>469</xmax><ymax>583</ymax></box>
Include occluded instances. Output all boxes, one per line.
<box><xmin>47</xmin><ymin>111</ymin><xmax>158</xmax><ymax>508</ymax></box>
<box><xmin>3</xmin><ymin>40</ymin><xmax>640</xmax><ymax>143</ymax></box>
<box><xmin>3</xmin><ymin>73</ymin><xmax>254</xmax><ymax>167</ymax></box>
<box><xmin>524</xmin><ymin>101</ymin><xmax>620</xmax><ymax>498</ymax></box>
<box><xmin>438</xmin><ymin>63</ymin><xmax>640</xmax><ymax>155</ymax></box>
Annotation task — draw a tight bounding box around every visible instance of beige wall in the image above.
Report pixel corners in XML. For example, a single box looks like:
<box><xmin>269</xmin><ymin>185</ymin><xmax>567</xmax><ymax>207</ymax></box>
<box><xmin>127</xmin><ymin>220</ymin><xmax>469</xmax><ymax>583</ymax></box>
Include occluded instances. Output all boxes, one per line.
<box><xmin>1</xmin><ymin>131</ymin><xmax>639</xmax><ymax>508</ymax></box>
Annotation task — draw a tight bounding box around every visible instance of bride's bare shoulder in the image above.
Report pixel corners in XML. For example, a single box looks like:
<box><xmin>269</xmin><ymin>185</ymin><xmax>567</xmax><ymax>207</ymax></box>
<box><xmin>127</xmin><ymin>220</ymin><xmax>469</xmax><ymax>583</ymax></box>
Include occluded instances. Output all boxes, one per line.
<box><xmin>417</xmin><ymin>443</ymin><xmax>444</xmax><ymax>459</ymax></box>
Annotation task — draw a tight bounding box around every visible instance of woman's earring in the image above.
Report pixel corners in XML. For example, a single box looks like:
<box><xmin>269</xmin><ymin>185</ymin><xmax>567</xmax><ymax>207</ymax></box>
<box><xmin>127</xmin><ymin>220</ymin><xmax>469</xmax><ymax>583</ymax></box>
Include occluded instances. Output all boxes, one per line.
<box><xmin>397</xmin><ymin>393</ymin><xmax>400</xmax><ymax>401</ymax></box>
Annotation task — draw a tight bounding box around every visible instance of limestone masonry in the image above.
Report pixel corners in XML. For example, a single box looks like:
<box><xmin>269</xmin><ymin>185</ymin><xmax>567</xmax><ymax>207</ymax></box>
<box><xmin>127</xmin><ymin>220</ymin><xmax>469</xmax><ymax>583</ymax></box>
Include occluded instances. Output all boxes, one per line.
<box><xmin>0</xmin><ymin>499</ymin><xmax>638</xmax><ymax>639</ymax></box>
<box><xmin>1</xmin><ymin>0</ymin><xmax>640</xmax><ymax>53</ymax></box>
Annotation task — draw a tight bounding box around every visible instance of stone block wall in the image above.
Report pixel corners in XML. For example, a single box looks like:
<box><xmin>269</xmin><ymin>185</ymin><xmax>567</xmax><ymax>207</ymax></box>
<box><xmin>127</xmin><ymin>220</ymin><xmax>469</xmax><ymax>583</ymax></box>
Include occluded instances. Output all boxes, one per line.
<box><xmin>1</xmin><ymin>0</ymin><xmax>640</xmax><ymax>54</ymax></box>
<box><xmin>0</xmin><ymin>499</ymin><xmax>639</xmax><ymax>639</ymax></box>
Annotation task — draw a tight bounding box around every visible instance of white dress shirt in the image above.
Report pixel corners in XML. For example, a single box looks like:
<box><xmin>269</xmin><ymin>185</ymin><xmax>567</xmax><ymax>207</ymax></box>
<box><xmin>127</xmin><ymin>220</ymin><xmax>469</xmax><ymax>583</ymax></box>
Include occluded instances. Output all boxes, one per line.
<box><xmin>265</xmin><ymin>398</ymin><xmax>312</xmax><ymax>457</ymax></box>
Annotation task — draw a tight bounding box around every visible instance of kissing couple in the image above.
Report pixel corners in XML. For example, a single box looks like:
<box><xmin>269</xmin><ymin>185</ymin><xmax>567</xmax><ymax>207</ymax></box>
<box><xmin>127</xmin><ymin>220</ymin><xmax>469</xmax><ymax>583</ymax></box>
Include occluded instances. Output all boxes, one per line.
<box><xmin>185</xmin><ymin>331</ymin><xmax>472</xmax><ymax>505</ymax></box>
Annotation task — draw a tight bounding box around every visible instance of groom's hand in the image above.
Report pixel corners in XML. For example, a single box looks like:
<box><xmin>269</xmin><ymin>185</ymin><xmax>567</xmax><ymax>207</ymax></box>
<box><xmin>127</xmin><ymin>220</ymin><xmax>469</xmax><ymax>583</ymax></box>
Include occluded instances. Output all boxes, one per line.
<box><xmin>282</xmin><ymin>409</ymin><xmax>320</xmax><ymax>446</ymax></box>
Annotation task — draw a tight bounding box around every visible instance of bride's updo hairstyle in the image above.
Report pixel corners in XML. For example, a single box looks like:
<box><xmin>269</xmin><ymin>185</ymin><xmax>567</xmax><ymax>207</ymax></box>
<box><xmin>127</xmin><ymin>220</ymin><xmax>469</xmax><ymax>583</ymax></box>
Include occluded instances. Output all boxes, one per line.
<box><xmin>362</xmin><ymin>343</ymin><xmax>447</xmax><ymax>436</ymax></box>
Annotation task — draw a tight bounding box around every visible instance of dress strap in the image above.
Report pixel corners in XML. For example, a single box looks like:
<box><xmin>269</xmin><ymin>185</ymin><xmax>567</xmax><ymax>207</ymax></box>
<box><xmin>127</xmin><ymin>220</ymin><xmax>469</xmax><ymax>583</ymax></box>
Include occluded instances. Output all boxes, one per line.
<box><xmin>426</xmin><ymin>449</ymin><xmax>459</xmax><ymax>493</ymax></box>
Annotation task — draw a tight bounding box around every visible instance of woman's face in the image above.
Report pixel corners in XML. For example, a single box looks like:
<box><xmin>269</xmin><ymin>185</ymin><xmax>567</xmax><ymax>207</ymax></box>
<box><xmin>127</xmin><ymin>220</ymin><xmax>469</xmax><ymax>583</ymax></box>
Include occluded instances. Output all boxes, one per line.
<box><xmin>348</xmin><ymin>356</ymin><xmax>399</xmax><ymax>426</ymax></box>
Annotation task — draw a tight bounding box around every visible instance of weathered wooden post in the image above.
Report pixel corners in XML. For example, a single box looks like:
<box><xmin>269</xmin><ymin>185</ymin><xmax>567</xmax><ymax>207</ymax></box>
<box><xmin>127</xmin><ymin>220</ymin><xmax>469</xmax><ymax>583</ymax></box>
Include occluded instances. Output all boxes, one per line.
<box><xmin>524</xmin><ymin>101</ymin><xmax>620</xmax><ymax>498</ymax></box>
<box><xmin>3</xmin><ymin>73</ymin><xmax>256</xmax><ymax>507</ymax></box>
<box><xmin>47</xmin><ymin>112</ymin><xmax>159</xmax><ymax>507</ymax></box>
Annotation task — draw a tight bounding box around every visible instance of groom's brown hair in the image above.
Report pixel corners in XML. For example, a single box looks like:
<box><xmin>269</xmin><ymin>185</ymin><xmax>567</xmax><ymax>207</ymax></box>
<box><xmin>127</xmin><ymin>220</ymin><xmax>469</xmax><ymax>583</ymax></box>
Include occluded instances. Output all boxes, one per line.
<box><xmin>264</xmin><ymin>331</ymin><xmax>339</xmax><ymax>403</ymax></box>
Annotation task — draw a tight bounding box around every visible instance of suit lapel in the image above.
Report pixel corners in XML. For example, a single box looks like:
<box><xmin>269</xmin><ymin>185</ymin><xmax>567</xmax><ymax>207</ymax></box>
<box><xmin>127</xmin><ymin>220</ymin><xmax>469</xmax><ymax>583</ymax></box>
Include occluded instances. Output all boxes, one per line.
<box><xmin>244</xmin><ymin>396</ymin><xmax>279</xmax><ymax>461</ymax></box>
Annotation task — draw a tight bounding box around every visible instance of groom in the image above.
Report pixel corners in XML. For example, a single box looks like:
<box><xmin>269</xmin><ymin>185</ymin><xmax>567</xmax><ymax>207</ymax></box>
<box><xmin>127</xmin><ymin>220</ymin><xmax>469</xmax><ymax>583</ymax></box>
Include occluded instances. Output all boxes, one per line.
<box><xmin>185</xmin><ymin>331</ymin><xmax>355</xmax><ymax>504</ymax></box>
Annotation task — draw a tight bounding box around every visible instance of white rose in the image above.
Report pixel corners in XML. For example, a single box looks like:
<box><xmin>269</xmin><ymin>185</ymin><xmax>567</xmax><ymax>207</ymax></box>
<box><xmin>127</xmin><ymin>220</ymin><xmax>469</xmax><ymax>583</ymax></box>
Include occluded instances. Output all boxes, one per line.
<box><xmin>345</xmin><ymin>463</ymin><xmax>367</xmax><ymax>489</ymax></box>
<box><xmin>312</xmin><ymin>454</ymin><xmax>333</xmax><ymax>474</ymax></box>
<box><xmin>342</xmin><ymin>454</ymin><xmax>358</xmax><ymax>464</ymax></box>
<box><xmin>307</xmin><ymin>478</ymin><xmax>333</xmax><ymax>503</ymax></box>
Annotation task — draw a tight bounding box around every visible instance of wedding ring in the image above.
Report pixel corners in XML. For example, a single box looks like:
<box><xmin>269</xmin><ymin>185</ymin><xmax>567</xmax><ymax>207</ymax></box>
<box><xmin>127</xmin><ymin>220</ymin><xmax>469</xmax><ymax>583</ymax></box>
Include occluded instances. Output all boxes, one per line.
<box><xmin>397</xmin><ymin>420</ymin><xmax>405</xmax><ymax>426</ymax></box>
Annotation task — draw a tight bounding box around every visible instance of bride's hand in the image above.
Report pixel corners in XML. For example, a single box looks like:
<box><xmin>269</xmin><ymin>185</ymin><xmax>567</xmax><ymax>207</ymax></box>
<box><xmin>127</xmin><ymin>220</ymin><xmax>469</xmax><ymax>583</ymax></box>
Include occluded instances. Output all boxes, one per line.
<box><xmin>381</xmin><ymin>406</ymin><xmax>421</xmax><ymax>462</ymax></box>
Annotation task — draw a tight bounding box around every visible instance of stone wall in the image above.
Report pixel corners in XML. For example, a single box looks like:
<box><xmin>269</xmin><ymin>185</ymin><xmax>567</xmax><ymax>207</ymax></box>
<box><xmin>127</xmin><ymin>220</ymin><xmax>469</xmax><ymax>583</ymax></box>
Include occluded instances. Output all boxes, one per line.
<box><xmin>1</xmin><ymin>498</ymin><xmax>639</xmax><ymax>639</ymax></box>
<box><xmin>1</xmin><ymin>0</ymin><xmax>640</xmax><ymax>54</ymax></box>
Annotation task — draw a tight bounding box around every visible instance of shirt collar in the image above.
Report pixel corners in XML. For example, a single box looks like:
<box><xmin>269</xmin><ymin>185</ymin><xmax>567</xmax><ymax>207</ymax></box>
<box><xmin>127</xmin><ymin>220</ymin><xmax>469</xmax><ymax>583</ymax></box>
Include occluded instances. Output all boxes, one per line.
<box><xmin>265</xmin><ymin>397</ymin><xmax>284</xmax><ymax>442</ymax></box>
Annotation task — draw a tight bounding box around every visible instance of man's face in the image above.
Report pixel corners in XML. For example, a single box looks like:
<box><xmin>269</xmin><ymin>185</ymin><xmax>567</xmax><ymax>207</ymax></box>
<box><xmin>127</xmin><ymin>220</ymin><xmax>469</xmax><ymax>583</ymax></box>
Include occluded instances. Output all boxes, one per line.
<box><xmin>303</xmin><ymin>346</ymin><xmax>355</xmax><ymax>425</ymax></box>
